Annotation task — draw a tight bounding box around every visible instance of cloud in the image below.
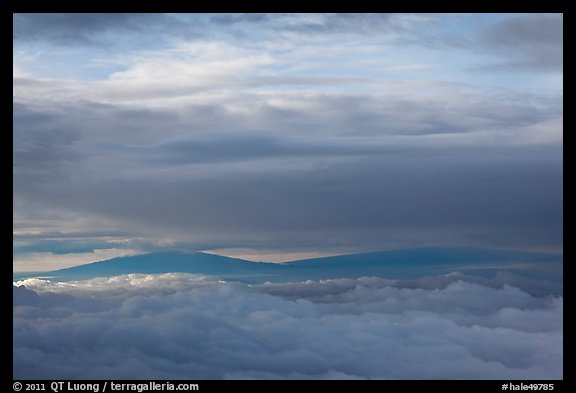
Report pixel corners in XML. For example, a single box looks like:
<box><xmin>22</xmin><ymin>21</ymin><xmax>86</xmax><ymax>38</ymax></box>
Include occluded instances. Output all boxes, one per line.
<box><xmin>13</xmin><ymin>102</ymin><xmax>80</xmax><ymax>181</ymax></box>
<box><xmin>12</xmin><ymin>14</ymin><xmax>413</xmax><ymax>47</ymax></box>
<box><xmin>480</xmin><ymin>14</ymin><xmax>563</xmax><ymax>72</ymax></box>
<box><xmin>13</xmin><ymin>13</ymin><xmax>194</xmax><ymax>47</ymax></box>
<box><xmin>13</xmin><ymin>87</ymin><xmax>563</xmax><ymax>253</ymax></box>
<box><xmin>13</xmin><ymin>115</ymin><xmax>564</xmax><ymax>252</ymax></box>
<box><xmin>13</xmin><ymin>74</ymin><xmax>562</xmax><ymax>140</ymax></box>
<box><xmin>12</xmin><ymin>13</ymin><xmax>563</xmax><ymax>259</ymax></box>
<box><xmin>266</xmin><ymin>13</ymin><xmax>399</xmax><ymax>36</ymax></box>
<box><xmin>13</xmin><ymin>273</ymin><xmax>562</xmax><ymax>379</ymax></box>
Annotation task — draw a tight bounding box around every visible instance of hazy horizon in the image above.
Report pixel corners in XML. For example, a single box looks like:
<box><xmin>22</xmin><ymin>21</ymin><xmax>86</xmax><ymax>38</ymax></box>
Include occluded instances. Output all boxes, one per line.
<box><xmin>13</xmin><ymin>245</ymin><xmax>564</xmax><ymax>274</ymax></box>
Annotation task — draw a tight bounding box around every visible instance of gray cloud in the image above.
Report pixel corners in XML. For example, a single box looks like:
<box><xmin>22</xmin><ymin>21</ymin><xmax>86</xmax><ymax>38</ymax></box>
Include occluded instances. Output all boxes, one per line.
<box><xmin>272</xmin><ymin>13</ymin><xmax>398</xmax><ymax>35</ymax></box>
<box><xmin>480</xmin><ymin>14</ymin><xmax>563</xmax><ymax>72</ymax></box>
<box><xmin>12</xmin><ymin>13</ymin><xmax>563</xmax><ymax>257</ymax></box>
<box><xmin>209</xmin><ymin>13</ymin><xmax>277</xmax><ymax>26</ymax></box>
<box><xmin>12</xmin><ymin>91</ymin><xmax>563</xmax><ymax>252</ymax></box>
<box><xmin>13</xmin><ymin>13</ymin><xmax>193</xmax><ymax>47</ymax></box>
<box><xmin>12</xmin><ymin>13</ymin><xmax>406</xmax><ymax>47</ymax></box>
<box><xmin>14</xmin><ymin>145</ymin><xmax>563</xmax><ymax>251</ymax></box>
<box><xmin>13</xmin><ymin>102</ymin><xmax>81</xmax><ymax>192</ymax></box>
<box><xmin>395</xmin><ymin>14</ymin><xmax>563</xmax><ymax>73</ymax></box>
<box><xmin>13</xmin><ymin>273</ymin><xmax>562</xmax><ymax>379</ymax></box>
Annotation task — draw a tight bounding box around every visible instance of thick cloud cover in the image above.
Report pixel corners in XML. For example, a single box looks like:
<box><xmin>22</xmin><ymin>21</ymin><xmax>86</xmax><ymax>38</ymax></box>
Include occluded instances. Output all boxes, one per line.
<box><xmin>14</xmin><ymin>273</ymin><xmax>562</xmax><ymax>379</ymax></box>
<box><xmin>13</xmin><ymin>95</ymin><xmax>563</xmax><ymax>254</ymax></box>
<box><xmin>13</xmin><ymin>13</ymin><xmax>562</xmax><ymax>269</ymax></box>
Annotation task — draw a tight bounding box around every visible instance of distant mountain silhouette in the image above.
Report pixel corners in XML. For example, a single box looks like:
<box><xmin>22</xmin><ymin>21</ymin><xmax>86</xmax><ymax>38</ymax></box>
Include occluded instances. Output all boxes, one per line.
<box><xmin>14</xmin><ymin>247</ymin><xmax>562</xmax><ymax>283</ymax></box>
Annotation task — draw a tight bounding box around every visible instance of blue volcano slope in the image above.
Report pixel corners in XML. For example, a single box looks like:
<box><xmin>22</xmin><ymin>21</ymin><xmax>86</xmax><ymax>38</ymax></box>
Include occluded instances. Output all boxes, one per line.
<box><xmin>14</xmin><ymin>247</ymin><xmax>562</xmax><ymax>284</ymax></box>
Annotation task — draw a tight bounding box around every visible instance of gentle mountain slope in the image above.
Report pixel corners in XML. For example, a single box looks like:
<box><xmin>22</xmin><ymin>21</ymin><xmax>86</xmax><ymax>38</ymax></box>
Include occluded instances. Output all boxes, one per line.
<box><xmin>14</xmin><ymin>247</ymin><xmax>562</xmax><ymax>283</ymax></box>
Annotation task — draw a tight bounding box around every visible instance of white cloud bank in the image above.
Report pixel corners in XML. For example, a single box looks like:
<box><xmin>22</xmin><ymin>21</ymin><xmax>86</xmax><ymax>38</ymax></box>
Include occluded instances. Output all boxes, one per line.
<box><xmin>14</xmin><ymin>273</ymin><xmax>562</xmax><ymax>380</ymax></box>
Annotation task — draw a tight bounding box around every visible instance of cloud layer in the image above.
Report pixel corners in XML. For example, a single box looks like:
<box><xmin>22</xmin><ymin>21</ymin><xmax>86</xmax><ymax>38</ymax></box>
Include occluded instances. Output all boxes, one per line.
<box><xmin>14</xmin><ymin>273</ymin><xmax>562</xmax><ymax>379</ymax></box>
<box><xmin>13</xmin><ymin>13</ymin><xmax>563</xmax><ymax>268</ymax></box>
<box><xmin>13</xmin><ymin>92</ymin><xmax>563</xmax><ymax>257</ymax></box>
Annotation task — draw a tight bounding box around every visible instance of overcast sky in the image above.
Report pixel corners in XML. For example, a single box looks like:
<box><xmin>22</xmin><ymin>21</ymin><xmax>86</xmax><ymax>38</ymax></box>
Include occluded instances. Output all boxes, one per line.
<box><xmin>13</xmin><ymin>13</ymin><xmax>563</xmax><ymax>270</ymax></box>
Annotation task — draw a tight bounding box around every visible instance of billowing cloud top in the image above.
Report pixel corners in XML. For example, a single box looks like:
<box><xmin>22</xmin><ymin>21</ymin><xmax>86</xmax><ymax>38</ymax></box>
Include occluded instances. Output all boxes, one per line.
<box><xmin>13</xmin><ymin>13</ymin><xmax>563</xmax><ymax>269</ymax></box>
<box><xmin>14</xmin><ymin>273</ymin><xmax>562</xmax><ymax>379</ymax></box>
